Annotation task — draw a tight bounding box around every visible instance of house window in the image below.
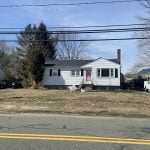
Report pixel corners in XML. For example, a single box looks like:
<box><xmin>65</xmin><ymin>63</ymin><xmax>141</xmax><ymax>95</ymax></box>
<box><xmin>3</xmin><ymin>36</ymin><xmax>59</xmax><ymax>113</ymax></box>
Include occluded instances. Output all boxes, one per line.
<box><xmin>49</xmin><ymin>69</ymin><xmax>52</xmax><ymax>76</ymax></box>
<box><xmin>71</xmin><ymin>70</ymin><xmax>76</xmax><ymax>76</ymax></box>
<box><xmin>111</xmin><ymin>69</ymin><xmax>114</xmax><ymax>77</ymax></box>
<box><xmin>81</xmin><ymin>69</ymin><xmax>84</xmax><ymax>77</ymax></box>
<box><xmin>97</xmin><ymin>69</ymin><xmax>100</xmax><ymax>77</ymax></box>
<box><xmin>71</xmin><ymin>70</ymin><xmax>81</xmax><ymax>77</ymax></box>
<box><xmin>76</xmin><ymin>70</ymin><xmax>80</xmax><ymax>76</ymax></box>
<box><xmin>58</xmin><ymin>69</ymin><xmax>61</xmax><ymax>76</ymax></box>
<box><xmin>101</xmin><ymin>69</ymin><xmax>109</xmax><ymax>77</ymax></box>
<box><xmin>53</xmin><ymin>71</ymin><xmax>57</xmax><ymax>76</ymax></box>
<box><xmin>115</xmin><ymin>69</ymin><xmax>118</xmax><ymax>78</ymax></box>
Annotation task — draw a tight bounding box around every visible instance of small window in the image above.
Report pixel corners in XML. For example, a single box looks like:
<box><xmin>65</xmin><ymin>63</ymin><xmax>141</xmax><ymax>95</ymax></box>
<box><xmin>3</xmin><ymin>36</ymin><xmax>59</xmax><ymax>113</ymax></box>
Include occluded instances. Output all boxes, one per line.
<box><xmin>71</xmin><ymin>70</ymin><xmax>75</xmax><ymax>76</ymax></box>
<box><xmin>115</xmin><ymin>69</ymin><xmax>118</xmax><ymax>78</ymax></box>
<box><xmin>53</xmin><ymin>71</ymin><xmax>57</xmax><ymax>76</ymax></box>
<box><xmin>58</xmin><ymin>69</ymin><xmax>61</xmax><ymax>76</ymax></box>
<box><xmin>76</xmin><ymin>70</ymin><xmax>80</xmax><ymax>76</ymax></box>
<box><xmin>111</xmin><ymin>69</ymin><xmax>114</xmax><ymax>77</ymax></box>
<box><xmin>101</xmin><ymin>69</ymin><xmax>109</xmax><ymax>77</ymax></box>
<box><xmin>81</xmin><ymin>69</ymin><xmax>84</xmax><ymax>76</ymax></box>
<box><xmin>49</xmin><ymin>69</ymin><xmax>52</xmax><ymax>76</ymax></box>
<box><xmin>97</xmin><ymin>69</ymin><xmax>100</xmax><ymax>77</ymax></box>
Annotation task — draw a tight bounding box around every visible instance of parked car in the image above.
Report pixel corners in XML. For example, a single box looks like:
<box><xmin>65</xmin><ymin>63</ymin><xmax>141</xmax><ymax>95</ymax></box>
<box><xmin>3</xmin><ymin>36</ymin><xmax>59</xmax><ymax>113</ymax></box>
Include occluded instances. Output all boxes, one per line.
<box><xmin>144</xmin><ymin>80</ymin><xmax>150</xmax><ymax>92</ymax></box>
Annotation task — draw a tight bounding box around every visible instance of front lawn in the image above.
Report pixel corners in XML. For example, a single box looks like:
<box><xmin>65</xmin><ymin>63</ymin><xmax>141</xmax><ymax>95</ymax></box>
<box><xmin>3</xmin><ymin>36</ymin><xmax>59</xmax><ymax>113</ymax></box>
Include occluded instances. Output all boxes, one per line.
<box><xmin>0</xmin><ymin>89</ymin><xmax>149</xmax><ymax>117</ymax></box>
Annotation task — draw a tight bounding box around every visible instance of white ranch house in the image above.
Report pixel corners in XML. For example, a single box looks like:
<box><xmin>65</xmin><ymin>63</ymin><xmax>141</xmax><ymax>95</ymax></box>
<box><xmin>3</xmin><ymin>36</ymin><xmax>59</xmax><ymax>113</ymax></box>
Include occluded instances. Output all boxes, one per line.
<box><xmin>43</xmin><ymin>50</ymin><xmax>121</xmax><ymax>89</ymax></box>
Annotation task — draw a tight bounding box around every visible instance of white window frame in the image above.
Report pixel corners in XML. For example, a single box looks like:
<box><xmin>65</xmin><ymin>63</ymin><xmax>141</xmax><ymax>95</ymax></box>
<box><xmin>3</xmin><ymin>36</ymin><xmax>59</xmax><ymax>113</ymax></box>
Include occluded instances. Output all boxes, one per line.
<box><xmin>71</xmin><ymin>69</ymin><xmax>81</xmax><ymax>77</ymax></box>
<box><xmin>71</xmin><ymin>70</ymin><xmax>76</xmax><ymax>76</ymax></box>
<box><xmin>97</xmin><ymin>68</ymin><xmax>101</xmax><ymax>77</ymax></box>
<box><xmin>76</xmin><ymin>69</ymin><xmax>80</xmax><ymax>76</ymax></box>
<box><xmin>110</xmin><ymin>68</ymin><xmax>114</xmax><ymax>78</ymax></box>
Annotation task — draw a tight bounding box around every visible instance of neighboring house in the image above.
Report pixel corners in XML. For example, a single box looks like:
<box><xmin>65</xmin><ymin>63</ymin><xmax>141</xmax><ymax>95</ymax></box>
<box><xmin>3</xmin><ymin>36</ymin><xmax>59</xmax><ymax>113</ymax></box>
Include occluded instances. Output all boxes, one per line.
<box><xmin>0</xmin><ymin>68</ymin><xmax>4</xmax><ymax>81</ymax></box>
<box><xmin>138</xmin><ymin>67</ymin><xmax>150</xmax><ymax>78</ymax></box>
<box><xmin>43</xmin><ymin>49</ymin><xmax>121</xmax><ymax>89</ymax></box>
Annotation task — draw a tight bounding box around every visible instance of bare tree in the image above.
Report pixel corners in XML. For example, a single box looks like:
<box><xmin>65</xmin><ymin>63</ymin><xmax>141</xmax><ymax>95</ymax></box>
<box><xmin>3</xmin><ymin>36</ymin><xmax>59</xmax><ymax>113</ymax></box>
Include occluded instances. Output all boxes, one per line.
<box><xmin>141</xmin><ymin>0</ymin><xmax>150</xmax><ymax>9</ymax></box>
<box><xmin>132</xmin><ymin>0</ymin><xmax>150</xmax><ymax>71</ymax></box>
<box><xmin>57</xmin><ymin>33</ymin><xmax>90</xmax><ymax>60</ymax></box>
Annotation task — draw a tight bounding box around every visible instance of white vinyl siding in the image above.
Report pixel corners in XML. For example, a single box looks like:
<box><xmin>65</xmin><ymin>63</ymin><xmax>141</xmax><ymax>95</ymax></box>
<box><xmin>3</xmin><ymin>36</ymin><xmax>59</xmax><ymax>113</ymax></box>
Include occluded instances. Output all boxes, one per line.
<box><xmin>44</xmin><ymin>67</ymin><xmax>83</xmax><ymax>86</ymax></box>
<box><xmin>43</xmin><ymin>58</ymin><xmax>121</xmax><ymax>86</ymax></box>
<box><xmin>82</xmin><ymin>58</ymin><xmax>120</xmax><ymax>86</ymax></box>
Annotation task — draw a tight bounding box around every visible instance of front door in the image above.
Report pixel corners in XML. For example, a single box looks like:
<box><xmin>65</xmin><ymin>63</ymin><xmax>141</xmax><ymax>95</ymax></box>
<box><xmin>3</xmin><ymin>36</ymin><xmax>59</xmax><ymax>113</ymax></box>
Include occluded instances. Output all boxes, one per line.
<box><xmin>86</xmin><ymin>69</ymin><xmax>92</xmax><ymax>81</ymax></box>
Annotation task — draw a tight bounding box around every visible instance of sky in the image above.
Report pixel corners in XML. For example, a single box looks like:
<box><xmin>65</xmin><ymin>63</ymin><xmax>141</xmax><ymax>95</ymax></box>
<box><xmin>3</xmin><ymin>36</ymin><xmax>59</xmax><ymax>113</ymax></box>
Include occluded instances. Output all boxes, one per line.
<box><xmin>0</xmin><ymin>0</ymin><xmax>148</xmax><ymax>73</ymax></box>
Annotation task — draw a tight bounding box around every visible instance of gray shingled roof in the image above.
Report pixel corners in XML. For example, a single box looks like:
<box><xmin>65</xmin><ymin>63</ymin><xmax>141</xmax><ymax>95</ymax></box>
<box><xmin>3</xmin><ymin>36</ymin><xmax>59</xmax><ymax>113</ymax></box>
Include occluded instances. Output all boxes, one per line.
<box><xmin>108</xmin><ymin>59</ymin><xmax>120</xmax><ymax>64</ymax></box>
<box><xmin>45</xmin><ymin>60</ymin><xmax>93</xmax><ymax>67</ymax></box>
<box><xmin>138</xmin><ymin>68</ymin><xmax>150</xmax><ymax>74</ymax></box>
<box><xmin>45</xmin><ymin>58</ymin><xmax>120</xmax><ymax>67</ymax></box>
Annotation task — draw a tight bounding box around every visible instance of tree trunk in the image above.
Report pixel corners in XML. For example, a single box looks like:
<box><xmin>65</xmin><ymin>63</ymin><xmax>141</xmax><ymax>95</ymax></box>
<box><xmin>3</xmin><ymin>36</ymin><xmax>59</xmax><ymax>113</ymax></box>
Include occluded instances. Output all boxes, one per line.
<box><xmin>32</xmin><ymin>80</ymin><xmax>38</xmax><ymax>89</ymax></box>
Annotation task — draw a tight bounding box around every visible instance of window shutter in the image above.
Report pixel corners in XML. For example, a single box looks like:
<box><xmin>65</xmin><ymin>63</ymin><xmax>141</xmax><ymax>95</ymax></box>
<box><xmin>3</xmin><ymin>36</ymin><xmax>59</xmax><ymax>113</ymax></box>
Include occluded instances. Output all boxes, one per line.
<box><xmin>81</xmin><ymin>69</ymin><xmax>84</xmax><ymax>76</ymax></box>
<box><xmin>58</xmin><ymin>69</ymin><xmax>61</xmax><ymax>76</ymax></box>
<box><xmin>49</xmin><ymin>69</ymin><xmax>52</xmax><ymax>76</ymax></box>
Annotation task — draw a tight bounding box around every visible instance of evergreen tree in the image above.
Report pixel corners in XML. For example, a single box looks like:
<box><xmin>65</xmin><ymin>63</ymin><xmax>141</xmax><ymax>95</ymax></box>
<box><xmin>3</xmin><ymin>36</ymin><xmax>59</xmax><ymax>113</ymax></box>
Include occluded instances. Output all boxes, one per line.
<box><xmin>16</xmin><ymin>24</ymin><xmax>37</xmax><ymax>87</ymax></box>
<box><xmin>17</xmin><ymin>22</ymin><xmax>57</xmax><ymax>88</ymax></box>
<box><xmin>17</xmin><ymin>24</ymin><xmax>37</xmax><ymax>58</ymax></box>
<box><xmin>36</xmin><ymin>22</ymin><xmax>57</xmax><ymax>59</ymax></box>
<box><xmin>27</xmin><ymin>44</ymin><xmax>45</xmax><ymax>88</ymax></box>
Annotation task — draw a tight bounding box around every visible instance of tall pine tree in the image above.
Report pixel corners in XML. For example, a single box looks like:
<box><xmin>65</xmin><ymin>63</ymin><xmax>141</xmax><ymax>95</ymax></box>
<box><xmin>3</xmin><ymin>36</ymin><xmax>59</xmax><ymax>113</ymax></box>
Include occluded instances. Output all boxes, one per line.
<box><xmin>17</xmin><ymin>22</ymin><xmax>57</xmax><ymax>88</ymax></box>
<box><xmin>27</xmin><ymin>43</ymin><xmax>45</xmax><ymax>88</ymax></box>
<box><xmin>36</xmin><ymin>22</ymin><xmax>57</xmax><ymax>59</ymax></box>
<box><xmin>17</xmin><ymin>24</ymin><xmax>37</xmax><ymax>87</ymax></box>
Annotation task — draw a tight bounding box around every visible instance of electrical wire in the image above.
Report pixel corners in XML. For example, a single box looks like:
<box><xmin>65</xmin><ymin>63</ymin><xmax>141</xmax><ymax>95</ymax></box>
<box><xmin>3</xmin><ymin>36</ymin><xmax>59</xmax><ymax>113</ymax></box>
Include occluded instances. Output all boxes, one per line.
<box><xmin>0</xmin><ymin>37</ymin><xmax>149</xmax><ymax>42</ymax></box>
<box><xmin>0</xmin><ymin>0</ymin><xmax>147</xmax><ymax>7</ymax></box>
<box><xmin>0</xmin><ymin>27</ymin><xmax>149</xmax><ymax>34</ymax></box>
<box><xmin>0</xmin><ymin>23</ymin><xmax>149</xmax><ymax>30</ymax></box>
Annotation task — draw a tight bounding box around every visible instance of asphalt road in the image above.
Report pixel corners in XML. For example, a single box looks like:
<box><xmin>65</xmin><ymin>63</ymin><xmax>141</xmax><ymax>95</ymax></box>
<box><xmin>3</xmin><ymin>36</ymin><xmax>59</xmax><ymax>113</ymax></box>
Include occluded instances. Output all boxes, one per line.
<box><xmin>0</xmin><ymin>114</ymin><xmax>150</xmax><ymax>150</ymax></box>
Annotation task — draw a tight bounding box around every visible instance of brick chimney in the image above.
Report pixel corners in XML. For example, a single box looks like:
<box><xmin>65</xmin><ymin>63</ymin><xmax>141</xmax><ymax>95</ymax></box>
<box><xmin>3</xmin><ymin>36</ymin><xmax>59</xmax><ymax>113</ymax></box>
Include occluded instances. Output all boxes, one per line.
<box><xmin>117</xmin><ymin>49</ymin><xmax>121</xmax><ymax>64</ymax></box>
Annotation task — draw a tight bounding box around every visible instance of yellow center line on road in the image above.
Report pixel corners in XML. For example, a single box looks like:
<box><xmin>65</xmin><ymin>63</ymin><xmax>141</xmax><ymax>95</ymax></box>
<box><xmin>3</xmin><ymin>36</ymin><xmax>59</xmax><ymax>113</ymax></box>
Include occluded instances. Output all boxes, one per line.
<box><xmin>0</xmin><ymin>133</ymin><xmax>149</xmax><ymax>145</ymax></box>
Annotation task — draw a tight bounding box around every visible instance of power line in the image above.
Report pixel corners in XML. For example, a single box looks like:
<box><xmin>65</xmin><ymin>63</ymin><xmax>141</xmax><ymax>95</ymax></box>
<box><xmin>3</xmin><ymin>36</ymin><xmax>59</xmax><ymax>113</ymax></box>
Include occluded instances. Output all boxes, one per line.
<box><xmin>0</xmin><ymin>0</ymin><xmax>147</xmax><ymax>7</ymax></box>
<box><xmin>0</xmin><ymin>37</ymin><xmax>149</xmax><ymax>42</ymax></box>
<box><xmin>0</xmin><ymin>23</ymin><xmax>149</xmax><ymax>30</ymax></box>
<box><xmin>0</xmin><ymin>27</ymin><xmax>150</xmax><ymax>34</ymax></box>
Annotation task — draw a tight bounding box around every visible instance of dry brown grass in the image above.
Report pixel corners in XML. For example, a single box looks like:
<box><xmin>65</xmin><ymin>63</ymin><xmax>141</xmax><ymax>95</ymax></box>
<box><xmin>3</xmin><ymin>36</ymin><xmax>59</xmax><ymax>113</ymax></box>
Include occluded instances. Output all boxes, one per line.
<box><xmin>0</xmin><ymin>89</ymin><xmax>150</xmax><ymax>117</ymax></box>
